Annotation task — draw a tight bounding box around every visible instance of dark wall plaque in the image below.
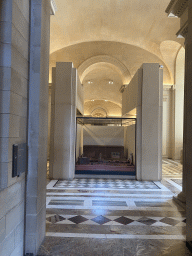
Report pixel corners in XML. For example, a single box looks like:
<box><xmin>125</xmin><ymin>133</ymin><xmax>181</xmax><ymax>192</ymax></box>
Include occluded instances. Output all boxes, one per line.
<box><xmin>12</xmin><ymin>143</ymin><xmax>27</xmax><ymax>177</ymax></box>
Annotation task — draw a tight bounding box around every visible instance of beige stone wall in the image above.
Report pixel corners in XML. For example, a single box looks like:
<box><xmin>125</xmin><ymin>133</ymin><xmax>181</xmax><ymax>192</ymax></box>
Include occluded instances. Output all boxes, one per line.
<box><xmin>122</xmin><ymin>64</ymin><xmax>162</xmax><ymax>181</ymax></box>
<box><xmin>162</xmin><ymin>87</ymin><xmax>173</xmax><ymax>158</ymax></box>
<box><xmin>122</xmin><ymin>68</ymin><xmax>142</xmax><ymax>117</ymax></box>
<box><xmin>0</xmin><ymin>0</ymin><xmax>30</xmax><ymax>254</ymax></box>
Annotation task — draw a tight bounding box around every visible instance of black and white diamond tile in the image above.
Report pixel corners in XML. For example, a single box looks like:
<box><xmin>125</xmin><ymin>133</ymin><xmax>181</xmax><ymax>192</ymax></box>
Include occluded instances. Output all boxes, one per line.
<box><xmin>46</xmin><ymin>214</ymin><xmax>186</xmax><ymax>227</ymax></box>
<box><xmin>46</xmin><ymin>214</ymin><xmax>65</xmax><ymax>224</ymax></box>
<box><xmin>114</xmin><ymin>216</ymin><xmax>134</xmax><ymax>225</ymax></box>
<box><xmin>68</xmin><ymin>215</ymin><xmax>88</xmax><ymax>224</ymax></box>
<box><xmin>91</xmin><ymin>215</ymin><xmax>111</xmax><ymax>225</ymax></box>
<box><xmin>54</xmin><ymin>179</ymin><xmax>160</xmax><ymax>190</ymax></box>
<box><xmin>136</xmin><ymin>217</ymin><xmax>157</xmax><ymax>226</ymax></box>
<box><xmin>159</xmin><ymin>217</ymin><xmax>180</xmax><ymax>226</ymax></box>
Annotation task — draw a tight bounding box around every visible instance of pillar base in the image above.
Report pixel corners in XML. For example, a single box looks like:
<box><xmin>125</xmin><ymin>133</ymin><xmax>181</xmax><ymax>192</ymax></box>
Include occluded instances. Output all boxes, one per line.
<box><xmin>173</xmin><ymin>191</ymin><xmax>186</xmax><ymax>209</ymax></box>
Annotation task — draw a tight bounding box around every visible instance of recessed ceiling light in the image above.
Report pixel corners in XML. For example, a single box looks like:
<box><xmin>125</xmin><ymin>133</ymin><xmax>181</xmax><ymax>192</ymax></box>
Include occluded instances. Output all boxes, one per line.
<box><xmin>109</xmin><ymin>81</ymin><xmax>113</xmax><ymax>84</ymax></box>
<box><xmin>88</xmin><ymin>81</ymin><xmax>93</xmax><ymax>84</ymax></box>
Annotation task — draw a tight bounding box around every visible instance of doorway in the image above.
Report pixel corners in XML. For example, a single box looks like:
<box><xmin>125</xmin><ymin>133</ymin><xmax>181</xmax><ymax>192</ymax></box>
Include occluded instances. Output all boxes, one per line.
<box><xmin>75</xmin><ymin>117</ymin><xmax>136</xmax><ymax>178</ymax></box>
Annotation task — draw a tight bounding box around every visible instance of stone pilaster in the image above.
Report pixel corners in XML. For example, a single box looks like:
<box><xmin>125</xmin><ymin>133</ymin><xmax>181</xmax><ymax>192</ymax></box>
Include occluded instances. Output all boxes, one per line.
<box><xmin>49</xmin><ymin>67</ymin><xmax>56</xmax><ymax>179</ymax></box>
<box><xmin>25</xmin><ymin>0</ymin><xmax>53</xmax><ymax>254</ymax></box>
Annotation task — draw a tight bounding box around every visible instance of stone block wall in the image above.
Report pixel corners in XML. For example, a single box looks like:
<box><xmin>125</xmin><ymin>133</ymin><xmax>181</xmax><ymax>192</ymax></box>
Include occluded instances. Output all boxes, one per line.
<box><xmin>0</xmin><ymin>0</ymin><xmax>30</xmax><ymax>255</ymax></box>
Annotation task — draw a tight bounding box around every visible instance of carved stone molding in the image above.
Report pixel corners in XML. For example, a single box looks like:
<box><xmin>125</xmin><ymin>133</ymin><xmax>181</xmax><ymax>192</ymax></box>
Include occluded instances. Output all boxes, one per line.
<box><xmin>166</xmin><ymin>0</ymin><xmax>188</xmax><ymax>18</ymax></box>
<box><xmin>176</xmin><ymin>21</ymin><xmax>188</xmax><ymax>38</ymax></box>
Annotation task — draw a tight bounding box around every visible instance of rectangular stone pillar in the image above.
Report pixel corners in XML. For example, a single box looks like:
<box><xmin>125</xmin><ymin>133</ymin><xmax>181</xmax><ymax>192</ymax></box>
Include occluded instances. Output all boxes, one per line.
<box><xmin>25</xmin><ymin>0</ymin><xmax>51</xmax><ymax>254</ymax></box>
<box><xmin>80</xmin><ymin>126</ymin><xmax>84</xmax><ymax>156</ymax></box>
<box><xmin>49</xmin><ymin>67</ymin><xmax>56</xmax><ymax>178</ymax></box>
<box><xmin>141</xmin><ymin>63</ymin><xmax>163</xmax><ymax>180</ymax></box>
<box><xmin>53</xmin><ymin>62</ymin><xmax>76</xmax><ymax>180</ymax></box>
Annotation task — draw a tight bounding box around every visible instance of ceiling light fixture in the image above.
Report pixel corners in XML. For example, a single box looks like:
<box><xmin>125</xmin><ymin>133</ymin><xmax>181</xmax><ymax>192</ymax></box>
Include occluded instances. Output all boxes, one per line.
<box><xmin>109</xmin><ymin>81</ymin><xmax>113</xmax><ymax>84</ymax></box>
<box><xmin>88</xmin><ymin>81</ymin><xmax>93</xmax><ymax>84</ymax></box>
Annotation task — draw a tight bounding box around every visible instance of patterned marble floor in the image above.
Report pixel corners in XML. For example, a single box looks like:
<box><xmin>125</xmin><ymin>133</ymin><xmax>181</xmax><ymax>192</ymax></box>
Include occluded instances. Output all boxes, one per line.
<box><xmin>38</xmin><ymin>159</ymin><xmax>191</xmax><ymax>256</ymax></box>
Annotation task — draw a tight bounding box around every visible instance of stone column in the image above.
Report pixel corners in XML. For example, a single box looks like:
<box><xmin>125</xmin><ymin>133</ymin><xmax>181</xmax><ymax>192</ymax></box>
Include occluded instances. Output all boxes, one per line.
<box><xmin>80</xmin><ymin>126</ymin><xmax>84</xmax><ymax>156</ymax></box>
<box><xmin>76</xmin><ymin>124</ymin><xmax>84</xmax><ymax>161</ymax></box>
<box><xmin>174</xmin><ymin>83</ymin><xmax>184</xmax><ymax>160</ymax></box>
<box><xmin>25</xmin><ymin>0</ymin><xmax>52</xmax><ymax>254</ymax></box>
<box><xmin>141</xmin><ymin>63</ymin><xmax>163</xmax><ymax>180</ymax></box>
<box><xmin>49</xmin><ymin>67</ymin><xmax>56</xmax><ymax>179</ymax></box>
<box><xmin>162</xmin><ymin>95</ymin><xmax>168</xmax><ymax>157</ymax></box>
<box><xmin>124</xmin><ymin>127</ymin><xmax>128</xmax><ymax>158</ymax></box>
<box><xmin>52</xmin><ymin>62</ymin><xmax>76</xmax><ymax>180</ymax></box>
<box><xmin>47</xmin><ymin>84</ymin><xmax>52</xmax><ymax>160</ymax></box>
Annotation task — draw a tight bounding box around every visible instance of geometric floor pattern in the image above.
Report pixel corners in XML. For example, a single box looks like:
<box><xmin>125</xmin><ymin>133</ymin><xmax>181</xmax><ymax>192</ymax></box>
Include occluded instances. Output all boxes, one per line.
<box><xmin>46</xmin><ymin>214</ymin><xmax>186</xmax><ymax>226</ymax></box>
<box><xmin>38</xmin><ymin>159</ymin><xmax>191</xmax><ymax>256</ymax></box>
<box><xmin>54</xmin><ymin>179</ymin><xmax>160</xmax><ymax>189</ymax></box>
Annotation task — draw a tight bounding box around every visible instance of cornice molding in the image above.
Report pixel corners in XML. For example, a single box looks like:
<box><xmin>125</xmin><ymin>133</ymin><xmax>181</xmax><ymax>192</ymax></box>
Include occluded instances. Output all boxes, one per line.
<box><xmin>176</xmin><ymin>20</ymin><xmax>188</xmax><ymax>38</ymax></box>
<box><xmin>166</xmin><ymin>0</ymin><xmax>188</xmax><ymax>18</ymax></box>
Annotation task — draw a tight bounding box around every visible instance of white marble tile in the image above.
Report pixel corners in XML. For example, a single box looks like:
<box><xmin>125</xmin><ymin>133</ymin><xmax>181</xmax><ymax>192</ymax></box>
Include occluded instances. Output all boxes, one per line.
<box><xmin>46</xmin><ymin>232</ymin><xmax>185</xmax><ymax>240</ymax></box>
<box><xmin>80</xmin><ymin>220</ymin><xmax>99</xmax><ymax>225</ymax></box>
<box><xmin>164</xmin><ymin>178</ymin><xmax>182</xmax><ymax>190</ymax></box>
<box><xmin>152</xmin><ymin>222</ymin><xmax>170</xmax><ymax>227</ymax></box>
<box><xmin>46</xmin><ymin>180</ymin><xmax>58</xmax><ymax>189</ymax></box>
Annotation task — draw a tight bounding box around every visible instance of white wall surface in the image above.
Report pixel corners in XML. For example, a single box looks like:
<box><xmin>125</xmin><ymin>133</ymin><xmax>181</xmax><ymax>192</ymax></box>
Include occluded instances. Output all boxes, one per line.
<box><xmin>83</xmin><ymin>126</ymin><xmax>124</xmax><ymax>146</ymax></box>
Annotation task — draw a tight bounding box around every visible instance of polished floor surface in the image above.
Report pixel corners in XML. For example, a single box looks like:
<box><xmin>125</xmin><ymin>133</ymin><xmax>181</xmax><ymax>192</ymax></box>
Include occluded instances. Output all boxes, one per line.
<box><xmin>38</xmin><ymin>160</ymin><xmax>191</xmax><ymax>255</ymax></box>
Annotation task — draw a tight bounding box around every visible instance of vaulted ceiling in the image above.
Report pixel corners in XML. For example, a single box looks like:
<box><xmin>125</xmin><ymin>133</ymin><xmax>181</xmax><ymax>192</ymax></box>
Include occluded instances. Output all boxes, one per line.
<box><xmin>50</xmin><ymin>0</ymin><xmax>184</xmax><ymax>116</ymax></box>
